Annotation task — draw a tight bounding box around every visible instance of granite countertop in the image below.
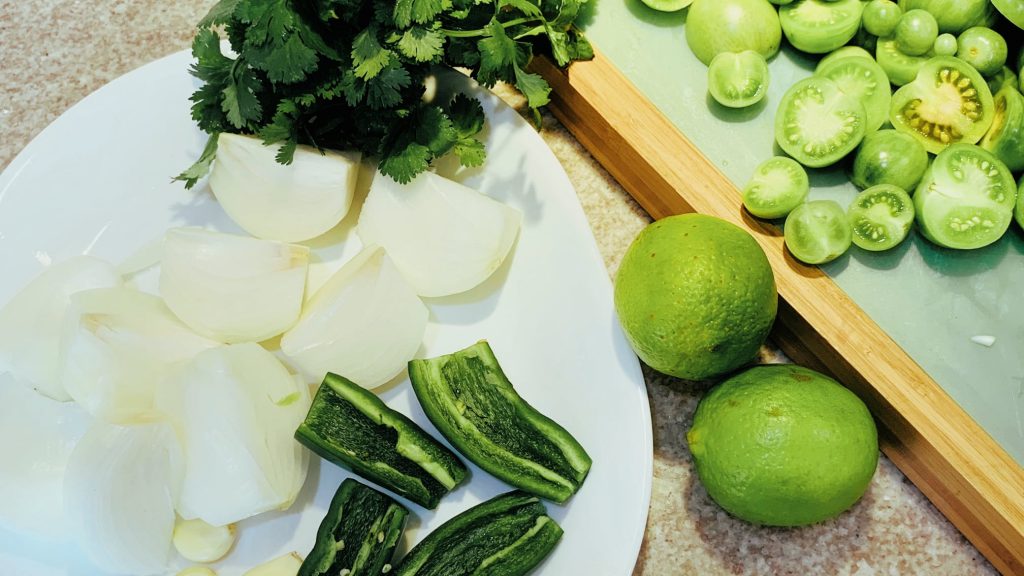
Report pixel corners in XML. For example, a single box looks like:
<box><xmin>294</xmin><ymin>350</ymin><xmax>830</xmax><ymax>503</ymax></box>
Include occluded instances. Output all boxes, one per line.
<box><xmin>0</xmin><ymin>1</ymin><xmax>1000</xmax><ymax>574</ymax></box>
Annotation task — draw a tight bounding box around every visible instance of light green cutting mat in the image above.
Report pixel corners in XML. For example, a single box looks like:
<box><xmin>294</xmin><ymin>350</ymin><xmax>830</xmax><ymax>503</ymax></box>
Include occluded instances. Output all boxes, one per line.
<box><xmin>580</xmin><ymin>1</ymin><xmax>1024</xmax><ymax>465</ymax></box>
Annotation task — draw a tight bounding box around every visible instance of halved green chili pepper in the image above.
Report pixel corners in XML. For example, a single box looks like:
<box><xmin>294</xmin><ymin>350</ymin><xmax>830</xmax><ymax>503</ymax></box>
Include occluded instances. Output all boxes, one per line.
<box><xmin>408</xmin><ymin>341</ymin><xmax>592</xmax><ymax>503</ymax></box>
<box><xmin>295</xmin><ymin>373</ymin><xmax>468</xmax><ymax>509</ymax></box>
<box><xmin>299</xmin><ymin>478</ymin><xmax>408</xmax><ymax>576</ymax></box>
<box><xmin>394</xmin><ymin>491</ymin><xmax>563</xmax><ymax>576</ymax></box>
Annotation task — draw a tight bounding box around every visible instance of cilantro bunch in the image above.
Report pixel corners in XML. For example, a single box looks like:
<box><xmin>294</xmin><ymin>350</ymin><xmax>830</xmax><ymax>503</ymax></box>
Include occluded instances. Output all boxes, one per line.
<box><xmin>176</xmin><ymin>0</ymin><xmax>593</xmax><ymax>186</ymax></box>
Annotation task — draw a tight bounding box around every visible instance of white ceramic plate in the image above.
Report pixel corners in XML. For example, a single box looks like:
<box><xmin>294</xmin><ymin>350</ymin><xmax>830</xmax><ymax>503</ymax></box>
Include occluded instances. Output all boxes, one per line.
<box><xmin>0</xmin><ymin>50</ymin><xmax>652</xmax><ymax>575</ymax></box>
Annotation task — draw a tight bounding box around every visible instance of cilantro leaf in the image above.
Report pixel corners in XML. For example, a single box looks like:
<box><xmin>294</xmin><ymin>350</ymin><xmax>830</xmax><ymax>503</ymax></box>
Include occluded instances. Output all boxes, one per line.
<box><xmin>173</xmin><ymin>133</ymin><xmax>220</xmax><ymax>189</ymax></box>
<box><xmin>396</xmin><ymin>26</ymin><xmax>445</xmax><ymax>63</ymax></box>
<box><xmin>453</xmin><ymin>138</ymin><xmax>486</xmax><ymax>167</ymax></box>
<box><xmin>394</xmin><ymin>0</ymin><xmax>446</xmax><ymax>28</ymax></box>
<box><xmin>365</xmin><ymin>61</ymin><xmax>412</xmax><ymax>109</ymax></box>
<box><xmin>197</xmin><ymin>0</ymin><xmax>240</xmax><ymax>28</ymax></box>
<box><xmin>222</xmin><ymin>61</ymin><xmax>263</xmax><ymax>129</ymax></box>
<box><xmin>477</xmin><ymin>19</ymin><xmax>517</xmax><ymax>86</ymax></box>
<box><xmin>415</xmin><ymin>106</ymin><xmax>458</xmax><ymax>155</ymax></box>
<box><xmin>513</xmin><ymin>62</ymin><xmax>551</xmax><ymax>108</ymax></box>
<box><xmin>380</xmin><ymin>142</ymin><xmax>432</xmax><ymax>184</ymax></box>
<box><xmin>352</xmin><ymin>27</ymin><xmax>394</xmax><ymax>79</ymax></box>
<box><xmin>447</xmin><ymin>93</ymin><xmax>485</xmax><ymax>137</ymax></box>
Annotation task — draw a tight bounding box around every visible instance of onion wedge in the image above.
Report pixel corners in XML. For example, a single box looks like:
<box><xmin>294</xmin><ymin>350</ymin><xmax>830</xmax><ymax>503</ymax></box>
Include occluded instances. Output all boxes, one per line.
<box><xmin>63</xmin><ymin>419</ymin><xmax>183</xmax><ymax>575</ymax></box>
<box><xmin>0</xmin><ymin>256</ymin><xmax>121</xmax><ymax>400</ymax></box>
<box><xmin>281</xmin><ymin>245</ymin><xmax>428</xmax><ymax>388</ymax></box>
<box><xmin>160</xmin><ymin>227</ymin><xmax>309</xmax><ymax>343</ymax></box>
<box><xmin>155</xmin><ymin>343</ymin><xmax>310</xmax><ymax>526</ymax></box>
<box><xmin>357</xmin><ymin>171</ymin><xmax>522</xmax><ymax>297</ymax></box>
<box><xmin>0</xmin><ymin>372</ymin><xmax>90</xmax><ymax>539</ymax></box>
<box><xmin>61</xmin><ymin>287</ymin><xmax>220</xmax><ymax>422</ymax></box>
<box><xmin>210</xmin><ymin>133</ymin><xmax>361</xmax><ymax>242</ymax></box>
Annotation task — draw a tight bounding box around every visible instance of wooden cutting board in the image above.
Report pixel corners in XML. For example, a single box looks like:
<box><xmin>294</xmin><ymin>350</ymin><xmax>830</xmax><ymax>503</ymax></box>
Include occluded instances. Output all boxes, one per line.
<box><xmin>531</xmin><ymin>2</ymin><xmax>1024</xmax><ymax>574</ymax></box>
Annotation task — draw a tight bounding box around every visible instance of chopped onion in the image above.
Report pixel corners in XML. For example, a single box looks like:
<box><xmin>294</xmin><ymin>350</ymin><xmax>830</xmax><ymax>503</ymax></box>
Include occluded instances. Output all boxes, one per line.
<box><xmin>357</xmin><ymin>170</ymin><xmax>522</xmax><ymax>297</ymax></box>
<box><xmin>210</xmin><ymin>133</ymin><xmax>362</xmax><ymax>242</ymax></box>
<box><xmin>178</xmin><ymin>568</ymin><xmax>218</xmax><ymax>576</ymax></box>
<box><xmin>160</xmin><ymin>227</ymin><xmax>309</xmax><ymax>343</ymax></box>
<box><xmin>281</xmin><ymin>245</ymin><xmax>428</xmax><ymax>388</ymax></box>
<box><xmin>243</xmin><ymin>552</ymin><xmax>304</xmax><ymax>576</ymax></box>
<box><xmin>172</xmin><ymin>518</ymin><xmax>236</xmax><ymax>563</ymax></box>
<box><xmin>61</xmin><ymin>287</ymin><xmax>220</xmax><ymax>422</ymax></box>
<box><xmin>155</xmin><ymin>343</ymin><xmax>310</xmax><ymax>526</ymax></box>
<box><xmin>0</xmin><ymin>256</ymin><xmax>121</xmax><ymax>400</ymax></box>
<box><xmin>0</xmin><ymin>372</ymin><xmax>90</xmax><ymax>539</ymax></box>
<box><xmin>64</xmin><ymin>419</ymin><xmax>183</xmax><ymax>575</ymax></box>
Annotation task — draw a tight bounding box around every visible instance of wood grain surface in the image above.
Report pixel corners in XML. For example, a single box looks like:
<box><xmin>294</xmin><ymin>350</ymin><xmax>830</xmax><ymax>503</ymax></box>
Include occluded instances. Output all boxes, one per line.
<box><xmin>532</xmin><ymin>50</ymin><xmax>1024</xmax><ymax>576</ymax></box>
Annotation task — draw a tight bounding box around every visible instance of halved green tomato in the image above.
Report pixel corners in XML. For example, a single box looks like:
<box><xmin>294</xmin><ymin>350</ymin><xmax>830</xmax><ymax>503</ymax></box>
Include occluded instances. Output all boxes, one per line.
<box><xmin>987</xmin><ymin>66</ymin><xmax>1018</xmax><ymax>95</ymax></box>
<box><xmin>779</xmin><ymin>0</ymin><xmax>865</xmax><ymax>54</ymax></box>
<box><xmin>991</xmin><ymin>0</ymin><xmax>1024</xmax><ymax>30</ymax></box>
<box><xmin>890</xmin><ymin>56</ymin><xmax>994</xmax><ymax>154</ymax></box>
<box><xmin>742</xmin><ymin>156</ymin><xmax>810</xmax><ymax>219</ymax></box>
<box><xmin>1016</xmin><ymin>176</ymin><xmax>1024</xmax><ymax>231</ymax></box>
<box><xmin>851</xmin><ymin>129</ymin><xmax>930</xmax><ymax>190</ymax></box>
<box><xmin>640</xmin><ymin>0</ymin><xmax>693</xmax><ymax>12</ymax></box>
<box><xmin>776</xmin><ymin>76</ymin><xmax>867</xmax><ymax>167</ymax></box>
<box><xmin>876</xmin><ymin>37</ymin><xmax>932</xmax><ymax>86</ymax></box>
<box><xmin>847</xmin><ymin>185</ymin><xmax>915</xmax><ymax>251</ymax></box>
<box><xmin>784</xmin><ymin>200</ymin><xmax>853</xmax><ymax>264</ymax></box>
<box><xmin>913</xmin><ymin>144</ymin><xmax>1016</xmax><ymax>249</ymax></box>
<box><xmin>898</xmin><ymin>0</ymin><xmax>996</xmax><ymax>33</ymax></box>
<box><xmin>708</xmin><ymin>51</ymin><xmax>770</xmax><ymax>108</ymax></box>
<box><xmin>816</xmin><ymin>46</ymin><xmax>875</xmax><ymax>71</ymax></box>
<box><xmin>979</xmin><ymin>85</ymin><xmax>1024</xmax><ymax>172</ymax></box>
<box><xmin>816</xmin><ymin>55</ymin><xmax>892</xmax><ymax>131</ymax></box>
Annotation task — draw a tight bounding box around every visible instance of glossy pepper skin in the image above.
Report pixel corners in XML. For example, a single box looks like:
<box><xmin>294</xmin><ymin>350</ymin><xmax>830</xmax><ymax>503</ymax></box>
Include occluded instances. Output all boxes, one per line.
<box><xmin>295</xmin><ymin>373</ymin><xmax>468</xmax><ymax>509</ymax></box>
<box><xmin>394</xmin><ymin>491</ymin><xmax>563</xmax><ymax>576</ymax></box>
<box><xmin>408</xmin><ymin>341</ymin><xmax>592</xmax><ymax>503</ymax></box>
<box><xmin>298</xmin><ymin>479</ymin><xmax>408</xmax><ymax>576</ymax></box>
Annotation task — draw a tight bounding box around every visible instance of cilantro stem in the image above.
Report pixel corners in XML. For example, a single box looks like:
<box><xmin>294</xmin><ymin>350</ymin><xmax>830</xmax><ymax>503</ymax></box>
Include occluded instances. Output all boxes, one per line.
<box><xmin>440</xmin><ymin>17</ymin><xmax>540</xmax><ymax>38</ymax></box>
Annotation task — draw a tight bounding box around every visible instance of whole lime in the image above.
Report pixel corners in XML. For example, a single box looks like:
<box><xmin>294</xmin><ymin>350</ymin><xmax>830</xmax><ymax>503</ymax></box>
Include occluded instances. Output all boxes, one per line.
<box><xmin>614</xmin><ymin>214</ymin><xmax>777</xmax><ymax>380</ymax></box>
<box><xmin>687</xmin><ymin>364</ymin><xmax>879</xmax><ymax>526</ymax></box>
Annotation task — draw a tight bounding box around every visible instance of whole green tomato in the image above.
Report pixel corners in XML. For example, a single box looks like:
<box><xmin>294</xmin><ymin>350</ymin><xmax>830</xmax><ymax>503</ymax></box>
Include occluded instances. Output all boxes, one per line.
<box><xmin>685</xmin><ymin>0</ymin><xmax>782</xmax><ymax>65</ymax></box>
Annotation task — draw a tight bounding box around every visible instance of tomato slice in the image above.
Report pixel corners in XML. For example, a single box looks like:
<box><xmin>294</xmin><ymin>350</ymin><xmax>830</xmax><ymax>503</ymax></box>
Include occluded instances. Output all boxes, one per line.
<box><xmin>775</xmin><ymin>76</ymin><xmax>867</xmax><ymax>168</ymax></box>
<box><xmin>847</xmin><ymin>185</ymin><xmax>915</xmax><ymax>251</ymax></box>
<box><xmin>914</xmin><ymin>144</ymin><xmax>1016</xmax><ymax>249</ymax></box>
<box><xmin>784</xmin><ymin>200</ymin><xmax>853</xmax><ymax>264</ymax></box>
<box><xmin>742</xmin><ymin>157</ymin><xmax>809</xmax><ymax>219</ymax></box>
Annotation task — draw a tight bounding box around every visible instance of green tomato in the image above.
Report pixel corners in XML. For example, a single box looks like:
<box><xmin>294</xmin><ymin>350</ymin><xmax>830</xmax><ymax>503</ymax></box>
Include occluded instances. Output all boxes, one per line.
<box><xmin>742</xmin><ymin>157</ymin><xmax>810</xmax><ymax>219</ymax></box>
<box><xmin>863</xmin><ymin>0</ymin><xmax>902</xmax><ymax>37</ymax></box>
<box><xmin>932</xmin><ymin>33</ymin><xmax>957</xmax><ymax>57</ymax></box>
<box><xmin>784</xmin><ymin>200</ymin><xmax>853</xmax><ymax>264</ymax></box>
<box><xmin>851</xmin><ymin>129</ymin><xmax>930</xmax><ymax>191</ymax></box>
<box><xmin>979</xmin><ymin>85</ymin><xmax>1024</xmax><ymax>172</ymax></box>
<box><xmin>991</xmin><ymin>0</ymin><xmax>1024</xmax><ymax>30</ymax></box>
<box><xmin>816</xmin><ymin>54</ymin><xmax>892</xmax><ymax>131</ymax></box>
<box><xmin>895</xmin><ymin>10</ymin><xmax>939</xmax><ymax>56</ymax></box>
<box><xmin>987</xmin><ymin>66</ymin><xmax>1019</xmax><ymax>95</ymax></box>
<box><xmin>708</xmin><ymin>51</ymin><xmax>771</xmax><ymax>108</ymax></box>
<box><xmin>956</xmin><ymin>27</ymin><xmax>1008</xmax><ymax>77</ymax></box>
<box><xmin>775</xmin><ymin>76</ymin><xmax>867</xmax><ymax>167</ymax></box>
<box><xmin>685</xmin><ymin>0</ymin><xmax>782</xmax><ymax>65</ymax></box>
<box><xmin>640</xmin><ymin>0</ymin><xmax>694</xmax><ymax>13</ymax></box>
<box><xmin>1016</xmin><ymin>176</ymin><xmax>1024</xmax><ymax>232</ymax></box>
<box><xmin>816</xmin><ymin>46</ymin><xmax>875</xmax><ymax>71</ymax></box>
<box><xmin>847</xmin><ymin>185</ymin><xmax>915</xmax><ymax>251</ymax></box>
<box><xmin>875</xmin><ymin>37</ymin><xmax>932</xmax><ymax>86</ymax></box>
<box><xmin>914</xmin><ymin>144</ymin><xmax>1015</xmax><ymax>250</ymax></box>
<box><xmin>897</xmin><ymin>0</ymin><xmax>996</xmax><ymax>33</ymax></box>
<box><xmin>890</xmin><ymin>56</ymin><xmax>994</xmax><ymax>154</ymax></box>
<box><xmin>779</xmin><ymin>0</ymin><xmax>865</xmax><ymax>55</ymax></box>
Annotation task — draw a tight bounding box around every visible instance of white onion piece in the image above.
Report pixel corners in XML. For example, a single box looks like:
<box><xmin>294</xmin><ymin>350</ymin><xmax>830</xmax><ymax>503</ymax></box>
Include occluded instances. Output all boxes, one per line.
<box><xmin>0</xmin><ymin>372</ymin><xmax>90</xmax><ymax>539</ymax></box>
<box><xmin>357</xmin><ymin>170</ymin><xmax>522</xmax><ymax>297</ymax></box>
<box><xmin>64</xmin><ymin>419</ymin><xmax>183</xmax><ymax>575</ymax></box>
<box><xmin>210</xmin><ymin>133</ymin><xmax>361</xmax><ymax>242</ymax></box>
<box><xmin>0</xmin><ymin>256</ymin><xmax>121</xmax><ymax>400</ymax></box>
<box><xmin>160</xmin><ymin>227</ymin><xmax>309</xmax><ymax>343</ymax></box>
<box><xmin>155</xmin><ymin>343</ymin><xmax>310</xmax><ymax>526</ymax></box>
<box><xmin>61</xmin><ymin>287</ymin><xmax>220</xmax><ymax>422</ymax></box>
<box><xmin>243</xmin><ymin>552</ymin><xmax>304</xmax><ymax>576</ymax></box>
<box><xmin>281</xmin><ymin>245</ymin><xmax>428</xmax><ymax>388</ymax></box>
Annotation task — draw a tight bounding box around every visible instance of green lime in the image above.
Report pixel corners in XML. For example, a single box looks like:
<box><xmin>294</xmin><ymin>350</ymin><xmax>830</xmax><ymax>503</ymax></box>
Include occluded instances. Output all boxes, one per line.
<box><xmin>687</xmin><ymin>364</ymin><xmax>879</xmax><ymax>526</ymax></box>
<box><xmin>613</xmin><ymin>214</ymin><xmax>778</xmax><ymax>380</ymax></box>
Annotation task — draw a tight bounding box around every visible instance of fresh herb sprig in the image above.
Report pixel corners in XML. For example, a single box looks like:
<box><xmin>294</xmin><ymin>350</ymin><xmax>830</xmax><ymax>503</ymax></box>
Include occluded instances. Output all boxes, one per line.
<box><xmin>175</xmin><ymin>0</ymin><xmax>593</xmax><ymax>187</ymax></box>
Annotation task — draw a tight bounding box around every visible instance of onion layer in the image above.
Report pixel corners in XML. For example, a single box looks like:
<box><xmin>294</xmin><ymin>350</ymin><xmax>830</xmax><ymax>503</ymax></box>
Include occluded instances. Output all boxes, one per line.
<box><xmin>357</xmin><ymin>171</ymin><xmax>522</xmax><ymax>297</ymax></box>
<box><xmin>160</xmin><ymin>227</ymin><xmax>309</xmax><ymax>343</ymax></box>
<box><xmin>156</xmin><ymin>343</ymin><xmax>310</xmax><ymax>526</ymax></box>
<box><xmin>281</xmin><ymin>245</ymin><xmax>428</xmax><ymax>388</ymax></box>
<box><xmin>0</xmin><ymin>256</ymin><xmax>121</xmax><ymax>400</ymax></box>
<box><xmin>63</xmin><ymin>419</ymin><xmax>183</xmax><ymax>575</ymax></box>
<box><xmin>210</xmin><ymin>133</ymin><xmax>361</xmax><ymax>242</ymax></box>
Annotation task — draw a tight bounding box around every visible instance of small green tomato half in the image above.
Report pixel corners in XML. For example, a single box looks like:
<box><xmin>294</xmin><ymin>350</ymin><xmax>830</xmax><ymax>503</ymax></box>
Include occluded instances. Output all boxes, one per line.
<box><xmin>895</xmin><ymin>9</ymin><xmax>939</xmax><ymax>56</ymax></box>
<box><xmin>979</xmin><ymin>85</ymin><xmax>1024</xmax><ymax>172</ymax></box>
<box><xmin>742</xmin><ymin>156</ymin><xmax>810</xmax><ymax>219</ymax></box>
<box><xmin>956</xmin><ymin>27</ymin><xmax>1008</xmax><ymax>77</ymax></box>
<box><xmin>785</xmin><ymin>200</ymin><xmax>853</xmax><ymax>264</ymax></box>
<box><xmin>851</xmin><ymin>129</ymin><xmax>930</xmax><ymax>191</ymax></box>
<box><xmin>708</xmin><ymin>51</ymin><xmax>770</xmax><ymax>108</ymax></box>
<box><xmin>780</xmin><ymin>0</ymin><xmax>865</xmax><ymax>55</ymax></box>
<box><xmin>848</xmin><ymin>185</ymin><xmax>916</xmax><ymax>251</ymax></box>
<box><xmin>863</xmin><ymin>0</ymin><xmax>903</xmax><ymax>37</ymax></box>
<box><xmin>685</xmin><ymin>0</ymin><xmax>782</xmax><ymax>65</ymax></box>
<box><xmin>775</xmin><ymin>76</ymin><xmax>867</xmax><ymax>168</ymax></box>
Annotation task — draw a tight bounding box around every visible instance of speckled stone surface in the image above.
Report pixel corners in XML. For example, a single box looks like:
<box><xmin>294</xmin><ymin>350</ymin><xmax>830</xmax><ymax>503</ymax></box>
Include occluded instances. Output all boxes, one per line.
<box><xmin>0</xmin><ymin>2</ymin><xmax>1000</xmax><ymax>574</ymax></box>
